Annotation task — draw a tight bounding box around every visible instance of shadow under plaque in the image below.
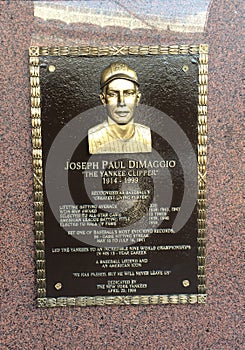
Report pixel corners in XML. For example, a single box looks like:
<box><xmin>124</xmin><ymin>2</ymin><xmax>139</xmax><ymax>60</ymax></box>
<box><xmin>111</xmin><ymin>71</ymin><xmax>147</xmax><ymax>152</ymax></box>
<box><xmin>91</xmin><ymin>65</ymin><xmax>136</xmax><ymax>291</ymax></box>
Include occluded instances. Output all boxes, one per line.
<box><xmin>29</xmin><ymin>45</ymin><xmax>207</xmax><ymax>307</ymax></box>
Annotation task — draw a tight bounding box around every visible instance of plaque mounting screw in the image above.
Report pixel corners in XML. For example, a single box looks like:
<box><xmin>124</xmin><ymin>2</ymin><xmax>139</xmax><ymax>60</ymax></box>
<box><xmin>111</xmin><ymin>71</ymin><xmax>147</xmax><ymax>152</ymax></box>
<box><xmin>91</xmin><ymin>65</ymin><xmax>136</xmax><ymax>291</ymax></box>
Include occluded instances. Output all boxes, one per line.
<box><xmin>182</xmin><ymin>279</ymin><xmax>190</xmax><ymax>287</ymax></box>
<box><xmin>48</xmin><ymin>65</ymin><xmax>56</xmax><ymax>72</ymax></box>
<box><xmin>182</xmin><ymin>65</ymin><xmax>189</xmax><ymax>72</ymax></box>
<box><xmin>54</xmin><ymin>282</ymin><xmax>62</xmax><ymax>290</ymax></box>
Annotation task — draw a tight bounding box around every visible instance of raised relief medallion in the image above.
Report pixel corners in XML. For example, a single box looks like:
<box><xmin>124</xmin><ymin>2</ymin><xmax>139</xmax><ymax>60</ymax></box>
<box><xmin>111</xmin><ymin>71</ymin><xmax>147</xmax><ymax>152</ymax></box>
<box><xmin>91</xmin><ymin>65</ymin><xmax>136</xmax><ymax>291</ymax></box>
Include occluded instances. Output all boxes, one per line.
<box><xmin>29</xmin><ymin>45</ymin><xmax>207</xmax><ymax>307</ymax></box>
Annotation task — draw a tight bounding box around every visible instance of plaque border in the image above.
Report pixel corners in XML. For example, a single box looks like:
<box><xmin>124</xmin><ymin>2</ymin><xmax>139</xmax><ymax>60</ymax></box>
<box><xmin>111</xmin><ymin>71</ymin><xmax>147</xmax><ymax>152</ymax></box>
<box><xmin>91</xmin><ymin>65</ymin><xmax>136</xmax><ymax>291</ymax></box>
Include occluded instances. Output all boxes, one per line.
<box><xmin>29</xmin><ymin>45</ymin><xmax>208</xmax><ymax>307</ymax></box>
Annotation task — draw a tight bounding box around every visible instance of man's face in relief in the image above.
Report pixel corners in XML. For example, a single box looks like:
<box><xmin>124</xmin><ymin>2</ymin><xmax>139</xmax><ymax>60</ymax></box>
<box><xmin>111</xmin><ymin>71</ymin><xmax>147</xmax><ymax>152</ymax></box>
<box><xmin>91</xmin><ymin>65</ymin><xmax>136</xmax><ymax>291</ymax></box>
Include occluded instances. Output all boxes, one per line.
<box><xmin>100</xmin><ymin>78</ymin><xmax>141</xmax><ymax>125</ymax></box>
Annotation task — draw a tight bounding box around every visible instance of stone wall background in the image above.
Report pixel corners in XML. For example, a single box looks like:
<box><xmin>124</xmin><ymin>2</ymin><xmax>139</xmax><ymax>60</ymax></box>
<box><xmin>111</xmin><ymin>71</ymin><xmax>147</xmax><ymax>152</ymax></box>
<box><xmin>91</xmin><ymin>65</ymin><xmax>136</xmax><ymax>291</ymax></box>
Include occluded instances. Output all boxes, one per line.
<box><xmin>1</xmin><ymin>1</ymin><xmax>243</xmax><ymax>349</ymax></box>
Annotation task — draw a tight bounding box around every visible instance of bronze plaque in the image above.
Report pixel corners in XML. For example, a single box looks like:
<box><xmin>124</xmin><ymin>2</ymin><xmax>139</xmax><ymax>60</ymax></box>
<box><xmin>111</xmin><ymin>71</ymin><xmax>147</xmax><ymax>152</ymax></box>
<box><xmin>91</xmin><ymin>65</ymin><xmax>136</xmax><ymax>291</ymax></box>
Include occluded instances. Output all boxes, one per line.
<box><xmin>29</xmin><ymin>45</ymin><xmax>207</xmax><ymax>307</ymax></box>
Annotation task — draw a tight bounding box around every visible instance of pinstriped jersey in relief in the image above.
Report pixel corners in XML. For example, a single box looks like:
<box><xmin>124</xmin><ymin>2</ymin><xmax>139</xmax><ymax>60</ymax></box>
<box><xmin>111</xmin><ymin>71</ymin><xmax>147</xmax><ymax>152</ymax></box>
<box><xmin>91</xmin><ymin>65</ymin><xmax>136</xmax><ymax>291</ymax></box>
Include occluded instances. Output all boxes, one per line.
<box><xmin>88</xmin><ymin>121</ymin><xmax>152</xmax><ymax>154</ymax></box>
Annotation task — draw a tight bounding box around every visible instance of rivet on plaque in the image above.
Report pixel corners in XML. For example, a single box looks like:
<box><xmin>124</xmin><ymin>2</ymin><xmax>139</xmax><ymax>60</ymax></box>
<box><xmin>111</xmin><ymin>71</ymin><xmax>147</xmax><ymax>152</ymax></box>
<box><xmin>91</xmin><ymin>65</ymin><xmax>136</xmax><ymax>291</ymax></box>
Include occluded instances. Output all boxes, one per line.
<box><xmin>182</xmin><ymin>65</ymin><xmax>189</xmax><ymax>72</ymax></box>
<box><xmin>182</xmin><ymin>279</ymin><xmax>190</xmax><ymax>287</ymax></box>
<box><xmin>48</xmin><ymin>65</ymin><xmax>56</xmax><ymax>72</ymax></box>
<box><xmin>54</xmin><ymin>282</ymin><xmax>62</xmax><ymax>290</ymax></box>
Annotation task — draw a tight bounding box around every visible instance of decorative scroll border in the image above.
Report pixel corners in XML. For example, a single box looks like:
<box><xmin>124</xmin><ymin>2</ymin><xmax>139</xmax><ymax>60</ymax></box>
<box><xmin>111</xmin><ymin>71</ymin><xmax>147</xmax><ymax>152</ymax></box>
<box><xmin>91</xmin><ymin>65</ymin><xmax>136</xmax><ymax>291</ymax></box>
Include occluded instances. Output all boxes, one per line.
<box><xmin>29</xmin><ymin>45</ymin><xmax>207</xmax><ymax>307</ymax></box>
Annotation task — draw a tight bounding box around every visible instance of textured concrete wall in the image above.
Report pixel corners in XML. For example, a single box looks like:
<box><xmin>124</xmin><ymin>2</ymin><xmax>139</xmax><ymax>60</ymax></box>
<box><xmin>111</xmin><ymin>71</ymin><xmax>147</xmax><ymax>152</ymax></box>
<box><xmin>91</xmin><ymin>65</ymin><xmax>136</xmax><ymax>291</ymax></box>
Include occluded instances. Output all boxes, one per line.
<box><xmin>1</xmin><ymin>1</ymin><xmax>243</xmax><ymax>349</ymax></box>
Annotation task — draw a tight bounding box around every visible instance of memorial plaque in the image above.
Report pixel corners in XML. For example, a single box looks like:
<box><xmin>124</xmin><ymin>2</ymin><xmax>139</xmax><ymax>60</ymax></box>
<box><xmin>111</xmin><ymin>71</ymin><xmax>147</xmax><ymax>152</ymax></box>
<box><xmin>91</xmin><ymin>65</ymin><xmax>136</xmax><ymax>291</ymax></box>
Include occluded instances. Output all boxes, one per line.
<box><xmin>29</xmin><ymin>45</ymin><xmax>207</xmax><ymax>307</ymax></box>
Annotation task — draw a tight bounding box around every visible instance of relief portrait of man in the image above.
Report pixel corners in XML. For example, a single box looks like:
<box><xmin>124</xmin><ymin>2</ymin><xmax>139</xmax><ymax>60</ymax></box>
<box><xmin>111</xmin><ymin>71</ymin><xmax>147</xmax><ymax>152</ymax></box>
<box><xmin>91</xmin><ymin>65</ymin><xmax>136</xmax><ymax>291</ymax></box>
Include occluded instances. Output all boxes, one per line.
<box><xmin>88</xmin><ymin>62</ymin><xmax>152</xmax><ymax>154</ymax></box>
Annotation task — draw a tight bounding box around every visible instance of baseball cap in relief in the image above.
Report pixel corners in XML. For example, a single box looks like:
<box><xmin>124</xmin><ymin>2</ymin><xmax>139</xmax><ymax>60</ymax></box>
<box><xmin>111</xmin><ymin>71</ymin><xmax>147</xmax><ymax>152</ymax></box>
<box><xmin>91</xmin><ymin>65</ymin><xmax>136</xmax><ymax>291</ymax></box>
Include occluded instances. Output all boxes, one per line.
<box><xmin>100</xmin><ymin>62</ymin><xmax>139</xmax><ymax>89</ymax></box>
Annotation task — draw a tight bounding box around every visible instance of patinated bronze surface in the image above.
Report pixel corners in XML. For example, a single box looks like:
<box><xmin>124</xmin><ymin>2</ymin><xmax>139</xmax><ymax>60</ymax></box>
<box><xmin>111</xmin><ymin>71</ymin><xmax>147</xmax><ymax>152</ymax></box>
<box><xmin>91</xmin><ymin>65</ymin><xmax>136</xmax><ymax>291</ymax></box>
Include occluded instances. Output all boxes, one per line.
<box><xmin>29</xmin><ymin>45</ymin><xmax>207</xmax><ymax>307</ymax></box>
